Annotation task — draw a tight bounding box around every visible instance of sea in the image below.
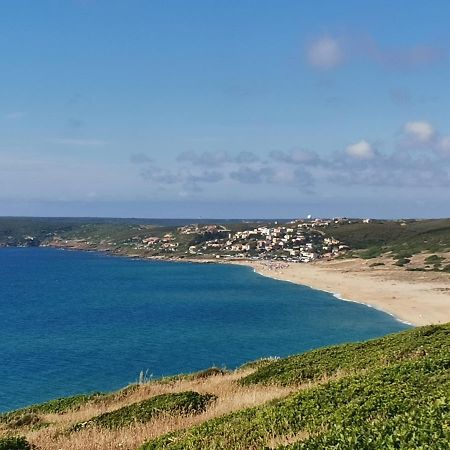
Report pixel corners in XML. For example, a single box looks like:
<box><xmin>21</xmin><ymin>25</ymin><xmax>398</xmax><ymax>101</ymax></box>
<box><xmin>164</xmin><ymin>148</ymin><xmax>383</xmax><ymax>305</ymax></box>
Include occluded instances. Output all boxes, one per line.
<box><xmin>0</xmin><ymin>247</ymin><xmax>409</xmax><ymax>412</ymax></box>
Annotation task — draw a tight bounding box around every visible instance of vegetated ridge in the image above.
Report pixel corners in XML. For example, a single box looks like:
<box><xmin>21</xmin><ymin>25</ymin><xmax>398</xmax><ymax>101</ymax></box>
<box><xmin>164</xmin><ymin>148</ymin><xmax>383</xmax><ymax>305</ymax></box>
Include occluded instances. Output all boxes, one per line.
<box><xmin>2</xmin><ymin>217</ymin><xmax>450</xmax><ymax>271</ymax></box>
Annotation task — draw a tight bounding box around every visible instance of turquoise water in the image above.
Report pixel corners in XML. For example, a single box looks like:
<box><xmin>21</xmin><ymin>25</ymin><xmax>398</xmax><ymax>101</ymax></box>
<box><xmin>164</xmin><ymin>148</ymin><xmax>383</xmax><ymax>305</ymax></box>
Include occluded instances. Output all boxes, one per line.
<box><xmin>0</xmin><ymin>248</ymin><xmax>409</xmax><ymax>412</ymax></box>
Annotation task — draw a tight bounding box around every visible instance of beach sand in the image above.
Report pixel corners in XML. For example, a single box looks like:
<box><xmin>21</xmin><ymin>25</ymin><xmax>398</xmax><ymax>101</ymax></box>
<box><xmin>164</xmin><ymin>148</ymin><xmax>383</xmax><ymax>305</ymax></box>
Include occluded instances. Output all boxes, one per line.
<box><xmin>233</xmin><ymin>258</ymin><xmax>450</xmax><ymax>326</ymax></box>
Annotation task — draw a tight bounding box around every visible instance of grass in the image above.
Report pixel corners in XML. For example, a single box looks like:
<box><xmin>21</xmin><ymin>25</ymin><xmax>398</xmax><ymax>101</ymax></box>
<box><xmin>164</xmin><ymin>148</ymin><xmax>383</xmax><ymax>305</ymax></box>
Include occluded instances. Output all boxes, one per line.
<box><xmin>0</xmin><ymin>394</ymin><xmax>105</xmax><ymax>429</ymax></box>
<box><xmin>141</xmin><ymin>325</ymin><xmax>450</xmax><ymax>450</ymax></box>
<box><xmin>71</xmin><ymin>392</ymin><xmax>216</xmax><ymax>431</ymax></box>
<box><xmin>325</xmin><ymin>219</ymin><xmax>450</xmax><ymax>259</ymax></box>
<box><xmin>3</xmin><ymin>367</ymin><xmax>290</xmax><ymax>450</ymax></box>
<box><xmin>141</xmin><ymin>357</ymin><xmax>449</xmax><ymax>449</ymax></box>
<box><xmin>240</xmin><ymin>324</ymin><xmax>447</xmax><ymax>386</ymax></box>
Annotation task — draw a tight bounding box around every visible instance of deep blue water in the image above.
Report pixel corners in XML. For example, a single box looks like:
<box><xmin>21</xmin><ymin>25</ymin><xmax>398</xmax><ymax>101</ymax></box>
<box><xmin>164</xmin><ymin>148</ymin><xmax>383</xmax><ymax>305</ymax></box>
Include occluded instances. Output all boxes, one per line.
<box><xmin>0</xmin><ymin>248</ymin><xmax>409</xmax><ymax>412</ymax></box>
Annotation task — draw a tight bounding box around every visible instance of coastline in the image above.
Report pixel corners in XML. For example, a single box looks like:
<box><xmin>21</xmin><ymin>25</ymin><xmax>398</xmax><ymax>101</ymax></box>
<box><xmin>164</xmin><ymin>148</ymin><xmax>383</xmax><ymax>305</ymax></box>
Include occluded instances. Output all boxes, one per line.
<box><xmin>12</xmin><ymin>245</ymin><xmax>450</xmax><ymax>326</ymax></box>
<box><xmin>231</xmin><ymin>259</ymin><xmax>450</xmax><ymax>327</ymax></box>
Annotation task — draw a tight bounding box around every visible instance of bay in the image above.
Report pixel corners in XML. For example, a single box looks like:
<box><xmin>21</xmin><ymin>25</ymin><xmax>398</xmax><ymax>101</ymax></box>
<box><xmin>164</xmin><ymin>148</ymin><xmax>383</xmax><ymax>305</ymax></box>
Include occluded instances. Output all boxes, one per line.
<box><xmin>0</xmin><ymin>248</ymin><xmax>408</xmax><ymax>412</ymax></box>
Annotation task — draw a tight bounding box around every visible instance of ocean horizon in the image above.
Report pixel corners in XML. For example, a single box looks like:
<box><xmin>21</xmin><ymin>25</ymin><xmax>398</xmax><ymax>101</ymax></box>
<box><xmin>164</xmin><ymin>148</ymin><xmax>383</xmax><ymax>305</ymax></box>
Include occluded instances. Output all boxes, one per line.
<box><xmin>0</xmin><ymin>247</ymin><xmax>409</xmax><ymax>412</ymax></box>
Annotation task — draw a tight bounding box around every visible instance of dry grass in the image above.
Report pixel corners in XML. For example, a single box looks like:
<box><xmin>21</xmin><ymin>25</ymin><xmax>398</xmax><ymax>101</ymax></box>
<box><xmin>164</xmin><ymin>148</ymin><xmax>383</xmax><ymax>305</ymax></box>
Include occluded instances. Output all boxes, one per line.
<box><xmin>6</xmin><ymin>369</ymin><xmax>293</xmax><ymax>450</ymax></box>
<box><xmin>266</xmin><ymin>430</ymin><xmax>311</xmax><ymax>449</ymax></box>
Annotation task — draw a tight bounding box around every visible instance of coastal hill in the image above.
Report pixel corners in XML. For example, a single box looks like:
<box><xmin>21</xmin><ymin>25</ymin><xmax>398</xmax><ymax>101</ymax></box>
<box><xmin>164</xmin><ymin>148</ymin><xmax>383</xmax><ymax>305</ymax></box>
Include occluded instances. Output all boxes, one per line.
<box><xmin>2</xmin><ymin>217</ymin><xmax>450</xmax><ymax>272</ymax></box>
<box><xmin>1</xmin><ymin>323</ymin><xmax>448</xmax><ymax>449</ymax></box>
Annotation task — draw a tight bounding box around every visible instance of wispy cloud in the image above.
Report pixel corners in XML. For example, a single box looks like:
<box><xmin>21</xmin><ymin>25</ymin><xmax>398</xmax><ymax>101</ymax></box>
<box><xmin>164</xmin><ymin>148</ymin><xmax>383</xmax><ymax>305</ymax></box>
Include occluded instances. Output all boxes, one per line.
<box><xmin>130</xmin><ymin>153</ymin><xmax>153</xmax><ymax>164</ymax></box>
<box><xmin>48</xmin><ymin>138</ymin><xmax>106</xmax><ymax>147</ymax></box>
<box><xmin>130</xmin><ymin>120</ymin><xmax>450</xmax><ymax>194</ymax></box>
<box><xmin>177</xmin><ymin>150</ymin><xmax>259</xmax><ymax>166</ymax></box>
<box><xmin>306</xmin><ymin>33</ymin><xmax>446</xmax><ymax>71</ymax></box>
<box><xmin>306</xmin><ymin>36</ymin><xmax>344</xmax><ymax>70</ymax></box>
<box><xmin>364</xmin><ymin>39</ymin><xmax>445</xmax><ymax>70</ymax></box>
<box><xmin>4</xmin><ymin>111</ymin><xmax>27</xmax><ymax>119</ymax></box>
<box><xmin>270</xmin><ymin>149</ymin><xmax>320</xmax><ymax>165</ymax></box>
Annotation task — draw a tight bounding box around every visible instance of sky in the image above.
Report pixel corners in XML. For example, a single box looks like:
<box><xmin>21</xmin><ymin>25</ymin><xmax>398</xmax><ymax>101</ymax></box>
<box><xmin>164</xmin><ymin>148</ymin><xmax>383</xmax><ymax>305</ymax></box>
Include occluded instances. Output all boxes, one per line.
<box><xmin>1</xmin><ymin>0</ymin><xmax>450</xmax><ymax>218</ymax></box>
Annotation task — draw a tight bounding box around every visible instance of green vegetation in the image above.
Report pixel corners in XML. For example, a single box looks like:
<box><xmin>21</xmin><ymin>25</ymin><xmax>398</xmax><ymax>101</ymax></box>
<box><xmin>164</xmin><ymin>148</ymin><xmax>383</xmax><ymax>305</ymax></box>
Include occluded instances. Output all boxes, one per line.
<box><xmin>425</xmin><ymin>254</ymin><xmax>445</xmax><ymax>264</ymax></box>
<box><xmin>240</xmin><ymin>324</ymin><xmax>446</xmax><ymax>386</ymax></box>
<box><xmin>394</xmin><ymin>257</ymin><xmax>410</xmax><ymax>266</ymax></box>
<box><xmin>325</xmin><ymin>219</ymin><xmax>450</xmax><ymax>260</ymax></box>
<box><xmin>72</xmin><ymin>391</ymin><xmax>216</xmax><ymax>431</ymax></box>
<box><xmin>0</xmin><ymin>436</ymin><xmax>35</xmax><ymax>450</ymax></box>
<box><xmin>143</xmin><ymin>358</ymin><xmax>449</xmax><ymax>450</ymax></box>
<box><xmin>140</xmin><ymin>324</ymin><xmax>449</xmax><ymax>450</ymax></box>
<box><xmin>359</xmin><ymin>246</ymin><xmax>383</xmax><ymax>259</ymax></box>
<box><xmin>0</xmin><ymin>393</ymin><xmax>105</xmax><ymax>429</ymax></box>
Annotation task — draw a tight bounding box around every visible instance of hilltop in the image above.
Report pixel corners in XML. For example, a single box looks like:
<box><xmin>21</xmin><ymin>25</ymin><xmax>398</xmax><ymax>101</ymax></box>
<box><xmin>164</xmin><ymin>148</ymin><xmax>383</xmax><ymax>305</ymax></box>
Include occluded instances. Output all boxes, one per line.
<box><xmin>0</xmin><ymin>323</ymin><xmax>448</xmax><ymax>449</ymax></box>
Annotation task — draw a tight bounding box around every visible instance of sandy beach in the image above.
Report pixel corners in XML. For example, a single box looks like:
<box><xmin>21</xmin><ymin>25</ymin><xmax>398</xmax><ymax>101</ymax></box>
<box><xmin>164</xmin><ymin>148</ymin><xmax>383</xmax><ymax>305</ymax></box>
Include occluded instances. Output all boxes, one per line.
<box><xmin>233</xmin><ymin>258</ymin><xmax>450</xmax><ymax>326</ymax></box>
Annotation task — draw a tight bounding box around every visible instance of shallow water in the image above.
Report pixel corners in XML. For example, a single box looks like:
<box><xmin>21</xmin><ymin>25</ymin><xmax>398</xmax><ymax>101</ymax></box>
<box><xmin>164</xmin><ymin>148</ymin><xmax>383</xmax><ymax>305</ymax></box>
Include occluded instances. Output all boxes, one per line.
<box><xmin>0</xmin><ymin>248</ymin><xmax>409</xmax><ymax>411</ymax></box>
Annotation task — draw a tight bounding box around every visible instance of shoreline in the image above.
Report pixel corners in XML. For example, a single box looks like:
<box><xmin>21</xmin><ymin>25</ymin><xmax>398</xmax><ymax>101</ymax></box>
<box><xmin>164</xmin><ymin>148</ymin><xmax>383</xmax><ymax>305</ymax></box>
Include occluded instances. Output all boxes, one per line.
<box><xmin>251</xmin><ymin>266</ymin><xmax>414</xmax><ymax>326</ymax></box>
<box><xmin>231</xmin><ymin>259</ymin><xmax>450</xmax><ymax>327</ymax></box>
<box><xmin>7</xmin><ymin>245</ymin><xmax>450</xmax><ymax>326</ymax></box>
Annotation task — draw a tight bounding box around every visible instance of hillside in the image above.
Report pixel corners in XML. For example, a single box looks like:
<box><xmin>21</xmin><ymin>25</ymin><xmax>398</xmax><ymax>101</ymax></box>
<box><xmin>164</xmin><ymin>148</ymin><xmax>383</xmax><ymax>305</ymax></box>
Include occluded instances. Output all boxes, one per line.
<box><xmin>3</xmin><ymin>217</ymin><xmax>450</xmax><ymax>272</ymax></box>
<box><xmin>325</xmin><ymin>219</ymin><xmax>450</xmax><ymax>263</ymax></box>
<box><xmin>1</xmin><ymin>323</ymin><xmax>448</xmax><ymax>450</ymax></box>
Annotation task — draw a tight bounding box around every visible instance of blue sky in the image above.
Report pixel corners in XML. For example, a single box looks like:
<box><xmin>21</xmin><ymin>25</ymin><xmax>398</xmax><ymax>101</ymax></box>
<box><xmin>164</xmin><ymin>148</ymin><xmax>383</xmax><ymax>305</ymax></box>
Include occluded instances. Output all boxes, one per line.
<box><xmin>1</xmin><ymin>0</ymin><xmax>450</xmax><ymax>218</ymax></box>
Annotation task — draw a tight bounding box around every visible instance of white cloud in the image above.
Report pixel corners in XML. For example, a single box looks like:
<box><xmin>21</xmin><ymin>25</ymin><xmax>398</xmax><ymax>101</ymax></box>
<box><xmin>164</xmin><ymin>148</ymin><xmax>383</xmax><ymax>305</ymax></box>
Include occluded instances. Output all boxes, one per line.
<box><xmin>346</xmin><ymin>140</ymin><xmax>375</xmax><ymax>159</ymax></box>
<box><xmin>48</xmin><ymin>138</ymin><xmax>106</xmax><ymax>147</ymax></box>
<box><xmin>438</xmin><ymin>136</ymin><xmax>450</xmax><ymax>156</ymax></box>
<box><xmin>403</xmin><ymin>121</ymin><xmax>435</xmax><ymax>143</ymax></box>
<box><xmin>306</xmin><ymin>37</ymin><xmax>343</xmax><ymax>70</ymax></box>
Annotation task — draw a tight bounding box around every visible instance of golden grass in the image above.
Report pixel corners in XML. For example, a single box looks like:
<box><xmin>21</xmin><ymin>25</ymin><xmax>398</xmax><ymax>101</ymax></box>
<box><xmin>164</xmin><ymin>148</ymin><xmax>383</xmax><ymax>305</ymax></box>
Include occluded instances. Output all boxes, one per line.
<box><xmin>6</xmin><ymin>369</ymin><xmax>294</xmax><ymax>450</ymax></box>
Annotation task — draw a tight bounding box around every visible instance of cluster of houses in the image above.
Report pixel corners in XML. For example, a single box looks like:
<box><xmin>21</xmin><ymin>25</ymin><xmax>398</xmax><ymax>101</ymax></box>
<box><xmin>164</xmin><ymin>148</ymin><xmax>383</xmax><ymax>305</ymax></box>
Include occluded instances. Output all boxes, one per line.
<box><xmin>185</xmin><ymin>220</ymin><xmax>349</xmax><ymax>262</ymax></box>
<box><xmin>141</xmin><ymin>233</ymin><xmax>179</xmax><ymax>252</ymax></box>
<box><xmin>178</xmin><ymin>224</ymin><xmax>229</xmax><ymax>235</ymax></box>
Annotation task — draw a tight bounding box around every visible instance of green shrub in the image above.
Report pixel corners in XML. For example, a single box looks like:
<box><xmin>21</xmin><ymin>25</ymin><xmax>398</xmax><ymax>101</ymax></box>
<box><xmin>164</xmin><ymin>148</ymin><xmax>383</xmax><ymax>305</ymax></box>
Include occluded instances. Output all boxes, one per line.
<box><xmin>425</xmin><ymin>254</ymin><xmax>445</xmax><ymax>265</ymax></box>
<box><xmin>394</xmin><ymin>257</ymin><xmax>410</xmax><ymax>266</ymax></box>
<box><xmin>0</xmin><ymin>393</ymin><xmax>105</xmax><ymax>428</ymax></box>
<box><xmin>360</xmin><ymin>247</ymin><xmax>382</xmax><ymax>259</ymax></box>
<box><xmin>72</xmin><ymin>391</ymin><xmax>216</xmax><ymax>431</ymax></box>
<box><xmin>191</xmin><ymin>367</ymin><xmax>228</xmax><ymax>379</ymax></box>
<box><xmin>0</xmin><ymin>436</ymin><xmax>35</xmax><ymax>450</ymax></box>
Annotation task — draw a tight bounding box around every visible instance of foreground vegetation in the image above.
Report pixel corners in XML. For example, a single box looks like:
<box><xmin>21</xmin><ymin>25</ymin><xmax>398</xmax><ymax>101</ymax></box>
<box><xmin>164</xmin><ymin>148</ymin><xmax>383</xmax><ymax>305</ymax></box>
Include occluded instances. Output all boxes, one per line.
<box><xmin>1</xmin><ymin>324</ymin><xmax>448</xmax><ymax>449</ymax></box>
<box><xmin>71</xmin><ymin>392</ymin><xmax>215</xmax><ymax>431</ymax></box>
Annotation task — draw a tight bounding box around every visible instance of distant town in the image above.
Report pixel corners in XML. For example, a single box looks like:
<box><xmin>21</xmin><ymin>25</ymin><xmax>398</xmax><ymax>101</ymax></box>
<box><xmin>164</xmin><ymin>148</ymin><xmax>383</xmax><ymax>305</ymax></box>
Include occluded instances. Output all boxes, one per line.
<box><xmin>41</xmin><ymin>218</ymin><xmax>356</xmax><ymax>263</ymax></box>
<box><xmin>172</xmin><ymin>219</ymin><xmax>351</xmax><ymax>262</ymax></box>
<box><xmin>2</xmin><ymin>216</ymin><xmax>450</xmax><ymax>271</ymax></box>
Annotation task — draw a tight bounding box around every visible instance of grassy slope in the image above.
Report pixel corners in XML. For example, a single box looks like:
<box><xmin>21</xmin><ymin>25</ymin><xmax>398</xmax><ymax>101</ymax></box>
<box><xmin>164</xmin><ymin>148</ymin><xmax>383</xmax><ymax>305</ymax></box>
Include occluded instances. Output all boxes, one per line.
<box><xmin>240</xmin><ymin>324</ymin><xmax>447</xmax><ymax>386</ymax></box>
<box><xmin>325</xmin><ymin>219</ymin><xmax>450</xmax><ymax>256</ymax></box>
<box><xmin>142</xmin><ymin>324</ymin><xmax>450</xmax><ymax>450</ymax></box>
<box><xmin>71</xmin><ymin>391</ymin><xmax>216</xmax><ymax>431</ymax></box>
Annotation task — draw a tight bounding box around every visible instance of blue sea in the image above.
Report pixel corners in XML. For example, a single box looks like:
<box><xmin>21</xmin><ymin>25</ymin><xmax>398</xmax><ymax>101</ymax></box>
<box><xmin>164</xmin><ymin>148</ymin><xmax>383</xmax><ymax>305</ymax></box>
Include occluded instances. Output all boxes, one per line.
<box><xmin>0</xmin><ymin>248</ymin><xmax>409</xmax><ymax>412</ymax></box>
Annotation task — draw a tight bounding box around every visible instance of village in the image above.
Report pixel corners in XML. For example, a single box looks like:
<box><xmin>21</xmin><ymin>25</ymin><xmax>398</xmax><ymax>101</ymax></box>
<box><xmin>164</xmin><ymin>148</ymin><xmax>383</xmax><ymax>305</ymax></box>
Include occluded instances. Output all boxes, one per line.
<box><xmin>134</xmin><ymin>219</ymin><xmax>351</xmax><ymax>263</ymax></box>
